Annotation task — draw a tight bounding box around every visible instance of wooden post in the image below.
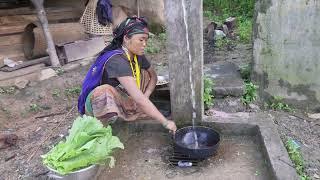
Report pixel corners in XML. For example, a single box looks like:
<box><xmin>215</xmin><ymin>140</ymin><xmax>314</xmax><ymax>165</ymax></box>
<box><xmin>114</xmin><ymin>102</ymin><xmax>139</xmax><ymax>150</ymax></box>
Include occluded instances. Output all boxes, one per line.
<box><xmin>30</xmin><ymin>0</ymin><xmax>61</xmax><ymax>67</ymax></box>
<box><xmin>164</xmin><ymin>0</ymin><xmax>203</xmax><ymax>125</ymax></box>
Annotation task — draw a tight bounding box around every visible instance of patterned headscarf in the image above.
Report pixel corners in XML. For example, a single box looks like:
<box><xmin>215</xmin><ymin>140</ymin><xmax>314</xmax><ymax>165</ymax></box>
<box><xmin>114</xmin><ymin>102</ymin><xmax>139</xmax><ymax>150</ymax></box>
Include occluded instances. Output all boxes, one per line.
<box><xmin>102</xmin><ymin>17</ymin><xmax>149</xmax><ymax>52</ymax></box>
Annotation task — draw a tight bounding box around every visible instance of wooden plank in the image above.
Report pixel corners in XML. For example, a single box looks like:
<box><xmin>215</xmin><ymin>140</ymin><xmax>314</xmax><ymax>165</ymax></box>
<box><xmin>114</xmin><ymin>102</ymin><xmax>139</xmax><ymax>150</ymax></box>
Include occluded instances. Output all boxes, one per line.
<box><xmin>0</xmin><ymin>7</ymin><xmax>80</xmax><ymax>16</ymax></box>
<box><xmin>165</xmin><ymin>0</ymin><xmax>203</xmax><ymax>124</ymax></box>
<box><xmin>0</xmin><ymin>10</ymin><xmax>82</xmax><ymax>26</ymax></box>
<box><xmin>0</xmin><ymin>8</ymin><xmax>82</xmax><ymax>36</ymax></box>
<box><xmin>0</xmin><ymin>25</ymin><xmax>26</xmax><ymax>36</ymax></box>
<box><xmin>0</xmin><ymin>34</ymin><xmax>22</xmax><ymax>46</ymax></box>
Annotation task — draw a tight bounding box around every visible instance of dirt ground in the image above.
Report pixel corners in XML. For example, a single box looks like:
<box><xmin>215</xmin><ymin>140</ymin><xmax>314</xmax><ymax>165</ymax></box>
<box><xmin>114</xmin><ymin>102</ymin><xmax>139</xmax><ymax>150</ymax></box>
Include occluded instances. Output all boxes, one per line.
<box><xmin>0</xmin><ymin>21</ymin><xmax>319</xmax><ymax>179</ymax></box>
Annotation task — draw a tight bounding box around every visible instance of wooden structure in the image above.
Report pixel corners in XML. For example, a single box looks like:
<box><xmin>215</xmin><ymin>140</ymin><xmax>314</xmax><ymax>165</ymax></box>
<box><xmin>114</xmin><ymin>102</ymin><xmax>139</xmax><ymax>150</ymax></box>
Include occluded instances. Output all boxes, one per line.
<box><xmin>0</xmin><ymin>0</ymin><xmax>84</xmax><ymax>67</ymax></box>
<box><xmin>165</xmin><ymin>0</ymin><xmax>204</xmax><ymax>125</ymax></box>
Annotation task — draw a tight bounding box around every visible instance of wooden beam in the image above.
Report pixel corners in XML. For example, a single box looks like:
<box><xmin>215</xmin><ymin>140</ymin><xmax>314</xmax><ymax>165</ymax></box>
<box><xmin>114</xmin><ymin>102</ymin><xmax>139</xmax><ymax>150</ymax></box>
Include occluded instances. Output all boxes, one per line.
<box><xmin>30</xmin><ymin>0</ymin><xmax>60</xmax><ymax>67</ymax></box>
<box><xmin>165</xmin><ymin>0</ymin><xmax>203</xmax><ymax>125</ymax></box>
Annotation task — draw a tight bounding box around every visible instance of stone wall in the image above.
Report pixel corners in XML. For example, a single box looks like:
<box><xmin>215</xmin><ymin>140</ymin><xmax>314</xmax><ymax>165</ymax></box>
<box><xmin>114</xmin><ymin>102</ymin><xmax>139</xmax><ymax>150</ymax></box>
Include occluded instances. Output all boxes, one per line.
<box><xmin>253</xmin><ymin>0</ymin><xmax>320</xmax><ymax>111</ymax></box>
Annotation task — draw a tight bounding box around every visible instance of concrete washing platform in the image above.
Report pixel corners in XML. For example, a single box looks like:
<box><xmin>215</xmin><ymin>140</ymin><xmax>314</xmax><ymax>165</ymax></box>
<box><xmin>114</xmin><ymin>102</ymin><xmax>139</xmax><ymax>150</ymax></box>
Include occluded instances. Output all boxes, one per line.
<box><xmin>96</xmin><ymin>112</ymin><xmax>299</xmax><ymax>180</ymax></box>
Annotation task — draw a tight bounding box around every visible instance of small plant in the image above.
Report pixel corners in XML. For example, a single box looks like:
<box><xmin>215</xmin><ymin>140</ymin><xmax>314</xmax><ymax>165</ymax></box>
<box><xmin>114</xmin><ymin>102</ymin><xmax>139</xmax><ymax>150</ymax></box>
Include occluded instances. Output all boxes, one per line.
<box><xmin>241</xmin><ymin>82</ymin><xmax>258</xmax><ymax>105</ymax></box>
<box><xmin>65</xmin><ymin>86</ymin><xmax>81</xmax><ymax>97</ymax></box>
<box><xmin>285</xmin><ymin>139</ymin><xmax>310</xmax><ymax>180</ymax></box>
<box><xmin>52</xmin><ymin>89</ymin><xmax>61</xmax><ymax>98</ymax></box>
<box><xmin>269</xmin><ymin>96</ymin><xmax>293</xmax><ymax>112</ymax></box>
<box><xmin>203</xmin><ymin>76</ymin><xmax>215</xmax><ymax>109</ymax></box>
<box><xmin>55</xmin><ymin>68</ymin><xmax>65</xmax><ymax>76</ymax></box>
<box><xmin>29</xmin><ymin>103</ymin><xmax>41</xmax><ymax>112</ymax></box>
<box><xmin>0</xmin><ymin>86</ymin><xmax>16</xmax><ymax>94</ymax></box>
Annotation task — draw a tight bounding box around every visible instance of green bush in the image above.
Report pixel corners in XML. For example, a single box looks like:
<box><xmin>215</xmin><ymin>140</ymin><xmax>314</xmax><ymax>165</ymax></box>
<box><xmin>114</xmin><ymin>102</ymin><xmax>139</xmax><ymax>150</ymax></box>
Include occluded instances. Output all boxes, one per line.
<box><xmin>237</xmin><ymin>17</ymin><xmax>252</xmax><ymax>43</ymax></box>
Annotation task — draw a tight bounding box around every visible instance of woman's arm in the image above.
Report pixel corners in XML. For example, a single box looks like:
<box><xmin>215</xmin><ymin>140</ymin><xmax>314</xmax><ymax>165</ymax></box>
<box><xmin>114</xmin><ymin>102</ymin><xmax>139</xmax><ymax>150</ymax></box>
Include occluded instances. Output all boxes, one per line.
<box><xmin>117</xmin><ymin>76</ymin><xmax>176</xmax><ymax>132</ymax></box>
<box><xmin>144</xmin><ymin>67</ymin><xmax>157</xmax><ymax>98</ymax></box>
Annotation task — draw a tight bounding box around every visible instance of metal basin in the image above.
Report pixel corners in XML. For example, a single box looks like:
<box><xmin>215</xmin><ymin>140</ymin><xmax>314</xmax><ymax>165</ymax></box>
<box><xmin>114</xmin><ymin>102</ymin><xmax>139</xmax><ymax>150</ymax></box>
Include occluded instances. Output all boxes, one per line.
<box><xmin>174</xmin><ymin>126</ymin><xmax>220</xmax><ymax>159</ymax></box>
<box><xmin>47</xmin><ymin>165</ymin><xmax>99</xmax><ymax>180</ymax></box>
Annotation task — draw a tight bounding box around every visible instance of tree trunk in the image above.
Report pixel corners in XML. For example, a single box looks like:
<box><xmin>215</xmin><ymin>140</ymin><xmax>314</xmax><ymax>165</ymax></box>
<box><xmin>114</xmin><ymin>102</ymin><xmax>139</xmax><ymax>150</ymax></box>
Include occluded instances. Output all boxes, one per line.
<box><xmin>30</xmin><ymin>0</ymin><xmax>60</xmax><ymax>67</ymax></box>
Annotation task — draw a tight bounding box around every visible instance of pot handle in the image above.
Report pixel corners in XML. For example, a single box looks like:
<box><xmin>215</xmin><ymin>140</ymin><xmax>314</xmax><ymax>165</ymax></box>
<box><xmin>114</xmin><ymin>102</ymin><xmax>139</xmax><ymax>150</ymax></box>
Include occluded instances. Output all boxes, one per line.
<box><xmin>47</xmin><ymin>173</ymin><xmax>64</xmax><ymax>179</ymax></box>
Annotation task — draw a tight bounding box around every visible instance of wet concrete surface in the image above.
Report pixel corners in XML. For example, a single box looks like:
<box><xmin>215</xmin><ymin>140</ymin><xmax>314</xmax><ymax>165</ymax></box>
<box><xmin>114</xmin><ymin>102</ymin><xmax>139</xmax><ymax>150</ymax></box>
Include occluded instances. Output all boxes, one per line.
<box><xmin>98</xmin><ymin>132</ymin><xmax>271</xmax><ymax>180</ymax></box>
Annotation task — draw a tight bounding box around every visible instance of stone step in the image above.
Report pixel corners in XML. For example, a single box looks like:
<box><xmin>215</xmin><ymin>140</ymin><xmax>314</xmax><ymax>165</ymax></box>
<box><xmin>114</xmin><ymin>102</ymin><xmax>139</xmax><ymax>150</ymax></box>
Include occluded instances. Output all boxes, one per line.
<box><xmin>204</xmin><ymin>61</ymin><xmax>245</xmax><ymax>98</ymax></box>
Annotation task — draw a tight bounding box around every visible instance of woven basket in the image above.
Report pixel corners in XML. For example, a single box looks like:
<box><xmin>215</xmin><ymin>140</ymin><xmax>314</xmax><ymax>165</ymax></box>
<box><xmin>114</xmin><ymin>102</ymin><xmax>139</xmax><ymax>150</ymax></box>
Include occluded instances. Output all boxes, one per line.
<box><xmin>80</xmin><ymin>0</ymin><xmax>112</xmax><ymax>35</ymax></box>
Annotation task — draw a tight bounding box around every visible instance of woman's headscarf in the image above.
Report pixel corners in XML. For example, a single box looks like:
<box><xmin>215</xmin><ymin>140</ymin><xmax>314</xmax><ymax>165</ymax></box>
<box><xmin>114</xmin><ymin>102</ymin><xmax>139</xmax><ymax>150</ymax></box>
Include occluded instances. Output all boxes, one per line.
<box><xmin>102</xmin><ymin>16</ymin><xmax>149</xmax><ymax>52</ymax></box>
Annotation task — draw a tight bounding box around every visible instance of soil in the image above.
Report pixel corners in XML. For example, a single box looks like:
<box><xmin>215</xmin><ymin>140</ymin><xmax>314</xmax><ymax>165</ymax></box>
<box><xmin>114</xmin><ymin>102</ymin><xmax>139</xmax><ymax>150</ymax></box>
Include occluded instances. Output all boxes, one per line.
<box><xmin>0</xmin><ymin>19</ymin><xmax>319</xmax><ymax>179</ymax></box>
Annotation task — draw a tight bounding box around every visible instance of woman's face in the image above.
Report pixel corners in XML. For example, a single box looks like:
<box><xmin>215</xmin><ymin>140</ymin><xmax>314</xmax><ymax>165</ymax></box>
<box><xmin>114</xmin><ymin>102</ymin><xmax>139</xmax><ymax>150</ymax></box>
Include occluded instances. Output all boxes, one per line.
<box><xmin>125</xmin><ymin>33</ymin><xmax>149</xmax><ymax>56</ymax></box>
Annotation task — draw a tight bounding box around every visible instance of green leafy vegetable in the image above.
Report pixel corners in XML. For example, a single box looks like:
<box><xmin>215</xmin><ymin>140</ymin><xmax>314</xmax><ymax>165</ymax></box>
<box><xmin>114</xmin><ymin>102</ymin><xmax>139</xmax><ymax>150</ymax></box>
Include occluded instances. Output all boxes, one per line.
<box><xmin>42</xmin><ymin>115</ymin><xmax>124</xmax><ymax>175</ymax></box>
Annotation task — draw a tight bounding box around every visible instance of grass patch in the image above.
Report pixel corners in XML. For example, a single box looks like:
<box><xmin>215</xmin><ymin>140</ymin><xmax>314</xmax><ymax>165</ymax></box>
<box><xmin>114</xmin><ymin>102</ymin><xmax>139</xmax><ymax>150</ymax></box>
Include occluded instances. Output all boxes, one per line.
<box><xmin>237</xmin><ymin>17</ymin><xmax>252</xmax><ymax>43</ymax></box>
<box><xmin>29</xmin><ymin>103</ymin><xmax>41</xmax><ymax>112</ymax></box>
<box><xmin>203</xmin><ymin>76</ymin><xmax>215</xmax><ymax>109</ymax></box>
<box><xmin>267</xmin><ymin>96</ymin><xmax>294</xmax><ymax>112</ymax></box>
<box><xmin>65</xmin><ymin>86</ymin><xmax>81</xmax><ymax>97</ymax></box>
<box><xmin>203</xmin><ymin>0</ymin><xmax>254</xmax><ymax>44</ymax></box>
<box><xmin>285</xmin><ymin>139</ymin><xmax>310</xmax><ymax>180</ymax></box>
<box><xmin>215</xmin><ymin>38</ymin><xmax>234</xmax><ymax>49</ymax></box>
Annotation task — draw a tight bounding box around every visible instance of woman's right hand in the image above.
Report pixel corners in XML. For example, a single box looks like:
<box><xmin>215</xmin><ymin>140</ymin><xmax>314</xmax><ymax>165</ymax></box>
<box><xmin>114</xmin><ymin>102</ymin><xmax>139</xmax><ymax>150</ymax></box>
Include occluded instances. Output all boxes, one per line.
<box><xmin>163</xmin><ymin>120</ymin><xmax>177</xmax><ymax>134</ymax></box>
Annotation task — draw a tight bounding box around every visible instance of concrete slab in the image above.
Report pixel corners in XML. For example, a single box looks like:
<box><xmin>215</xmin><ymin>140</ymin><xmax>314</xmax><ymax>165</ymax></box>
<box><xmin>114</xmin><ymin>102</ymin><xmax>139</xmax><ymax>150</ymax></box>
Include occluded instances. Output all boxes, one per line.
<box><xmin>98</xmin><ymin>132</ymin><xmax>272</xmax><ymax>180</ymax></box>
<box><xmin>202</xmin><ymin>111</ymin><xmax>299</xmax><ymax>180</ymax></box>
<box><xmin>104</xmin><ymin>111</ymin><xmax>299</xmax><ymax>180</ymax></box>
<box><xmin>204</xmin><ymin>61</ymin><xmax>245</xmax><ymax>97</ymax></box>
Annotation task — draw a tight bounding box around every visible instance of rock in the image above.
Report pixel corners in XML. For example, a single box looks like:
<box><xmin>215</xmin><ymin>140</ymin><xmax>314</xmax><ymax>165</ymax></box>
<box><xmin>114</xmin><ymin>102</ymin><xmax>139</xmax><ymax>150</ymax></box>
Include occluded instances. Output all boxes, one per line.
<box><xmin>0</xmin><ymin>133</ymin><xmax>18</xmax><ymax>149</ymax></box>
<box><xmin>205</xmin><ymin>22</ymin><xmax>217</xmax><ymax>45</ymax></box>
<box><xmin>314</xmin><ymin>174</ymin><xmax>320</xmax><ymax>179</ymax></box>
<box><xmin>28</xmin><ymin>81</ymin><xmax>38</xmax><ymax>87</ymax></box>
<box><xmin>214</xmin><ymin>30</ymin><xmax>226</xmax><ymax>40</ymax></box>
<box><xmin>38</xmin><ymin>68</ymin><xmax>57</xmax><ymax>81</ymax></box>
<box><xmin>308</xmin><ymin>113</ymin><xmax>320</xmax><ymax>119</ymax></box>
<box><xmin>222</xmin><ymin>24</ymin><xmax>229</xmax><ymax>37</ymax></box>
<box><xmin>14</xmin><ymin>78</ymin><xmax>29</xmax><ymax>89</ymax></box>
<box><xmin>249</xmin><ymin>103</ymin><xmax>260</xmax><ymax>112</ymax></box>
<box><xmin>62</xmin><ymin>63</ymin><xmax>81</xmax><ymax>72</ymax></box>
<box><xmin>79</xmin><ymin>59</ymin><xmax>91</xmax><ymax>66</ymax></box>
<box><xmin>224</xmin><ymin>17</ymin><xmax>237</xmax><ymax>30</ymax></box>
<box><xmin>204</xmin><ymin>61</ymin><xmax>245</xmax><ymax>97</ymax></box>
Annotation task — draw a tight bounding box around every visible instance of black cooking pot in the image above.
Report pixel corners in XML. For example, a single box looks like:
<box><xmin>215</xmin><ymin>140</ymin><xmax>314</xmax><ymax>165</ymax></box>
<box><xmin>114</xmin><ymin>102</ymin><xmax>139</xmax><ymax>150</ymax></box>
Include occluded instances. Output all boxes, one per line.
<box><xmin>174</xmin><ymin>126</ymin><xmax>220</xmax><ymax>159</ymax></box>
